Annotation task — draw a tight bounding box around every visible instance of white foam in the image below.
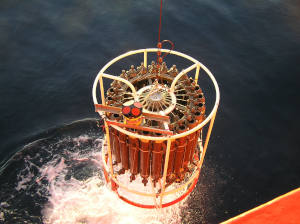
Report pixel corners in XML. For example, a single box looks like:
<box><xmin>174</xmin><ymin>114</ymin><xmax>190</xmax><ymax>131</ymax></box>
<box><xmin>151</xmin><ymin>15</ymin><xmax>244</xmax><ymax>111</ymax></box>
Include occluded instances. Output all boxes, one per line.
<box><xmin>43</xmin><ymin>175</ymin><xmax>182</xmax><ymax>224</ymax></box>
<box><xmin>40</xmin><ymin>136</ymin><xmax>185</xmax><ymax>224</ymax></box>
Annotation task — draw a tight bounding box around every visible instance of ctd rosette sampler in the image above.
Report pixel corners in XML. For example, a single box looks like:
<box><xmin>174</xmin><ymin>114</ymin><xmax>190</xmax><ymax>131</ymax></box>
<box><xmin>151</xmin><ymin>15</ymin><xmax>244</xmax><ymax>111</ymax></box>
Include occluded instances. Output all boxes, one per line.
<box><xmin>92</xmin><ymin>48</ymin><xmax>220</xmax><ymax>208</ymax></box>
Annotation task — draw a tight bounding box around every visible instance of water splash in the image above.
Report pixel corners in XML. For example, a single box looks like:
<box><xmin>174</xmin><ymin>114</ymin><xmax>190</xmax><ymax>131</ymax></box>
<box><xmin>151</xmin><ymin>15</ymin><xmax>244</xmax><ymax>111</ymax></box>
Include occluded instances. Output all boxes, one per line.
<box><xmin>0</xmin><ymin>132</ymin><xmax>184</xmax><ymax>224</ymax></box>
<box><xmin>41</xmin><ymin>136</ymin><xmax>184</xmax><ymax>224</ymax></box>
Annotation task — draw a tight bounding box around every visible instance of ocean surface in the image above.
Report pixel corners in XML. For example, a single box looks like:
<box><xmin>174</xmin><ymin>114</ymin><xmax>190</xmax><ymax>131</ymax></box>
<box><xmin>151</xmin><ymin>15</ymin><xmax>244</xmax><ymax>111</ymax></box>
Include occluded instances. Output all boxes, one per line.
<box><xmin>0</xmin><ymin>0</ymin><xmax>300</xmax><ymax>223</ymax></box>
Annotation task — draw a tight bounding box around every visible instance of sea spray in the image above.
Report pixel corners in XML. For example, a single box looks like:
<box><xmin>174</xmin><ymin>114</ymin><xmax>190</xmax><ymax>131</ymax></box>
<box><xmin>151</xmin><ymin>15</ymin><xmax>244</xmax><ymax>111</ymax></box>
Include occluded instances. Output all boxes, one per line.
<box><xmin>0</xmin><ymin>132</ymin><xmax>185</xmax><ymax>223</ymax></box>
<box><xmin>41</xmin><ymin>136</ymin><xmax>184</xmax><ymax>224</ymax></box>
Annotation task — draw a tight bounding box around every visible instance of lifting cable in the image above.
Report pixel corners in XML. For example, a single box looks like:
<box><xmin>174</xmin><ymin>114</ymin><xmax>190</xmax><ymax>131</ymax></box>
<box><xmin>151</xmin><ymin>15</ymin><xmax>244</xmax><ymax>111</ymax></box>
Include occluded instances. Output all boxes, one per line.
<box><xmin>156</xmin><ymin>0</ymin><xmax>174</xmax><ymax>81</ymax></box>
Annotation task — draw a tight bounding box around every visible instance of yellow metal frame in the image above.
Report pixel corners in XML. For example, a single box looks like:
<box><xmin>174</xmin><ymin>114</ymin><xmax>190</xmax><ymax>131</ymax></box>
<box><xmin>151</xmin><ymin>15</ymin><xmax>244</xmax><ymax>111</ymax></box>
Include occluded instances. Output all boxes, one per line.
<box><xmin>92</xmin><ymin>48</ymin><xmax>220</xmax><ymax>207</ymax></box>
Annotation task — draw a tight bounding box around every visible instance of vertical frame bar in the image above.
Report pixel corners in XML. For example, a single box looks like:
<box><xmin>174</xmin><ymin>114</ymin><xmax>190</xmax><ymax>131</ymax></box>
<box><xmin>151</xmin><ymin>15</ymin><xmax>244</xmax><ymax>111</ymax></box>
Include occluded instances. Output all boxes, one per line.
<box><xmin>104</xmin><ymin>120</ymin><xmax>114</xmax><ymax>177</ymax></box>
<box><xmin>144</xmin><ymin>50</ymin><xmax>147</xmax><ymax>68</ymax></box>
<box><xmin>99</xmin><ymin>74</ymin><xmax>106</xmax><ymax>106</ymax></box>
<box><xmin>160</xmin><ymin>138</ymin><xmax>172</xmax><ymax>206</ymax></box>
<box><xmin>198</xmin><ymin>109</ymin><xmax>218</xmax><ymax>168</ymax></box>
<box><xmin>194</xmin><ymin>63</ymin><xmax>201</xmax><ymax>84</ymax></box>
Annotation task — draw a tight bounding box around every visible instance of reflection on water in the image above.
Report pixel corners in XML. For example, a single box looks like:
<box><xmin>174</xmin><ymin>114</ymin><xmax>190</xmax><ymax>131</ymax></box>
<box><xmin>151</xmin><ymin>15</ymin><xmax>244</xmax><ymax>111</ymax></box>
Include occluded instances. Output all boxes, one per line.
<box><xmin>1</xmin><ymin>0</ymin><xmax>300</xmax><ymax>223</ymax></box>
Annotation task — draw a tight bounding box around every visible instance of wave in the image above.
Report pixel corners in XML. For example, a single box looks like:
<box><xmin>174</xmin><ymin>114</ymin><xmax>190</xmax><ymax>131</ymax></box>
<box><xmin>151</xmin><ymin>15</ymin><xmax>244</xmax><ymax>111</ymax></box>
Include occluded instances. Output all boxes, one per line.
<box><xmin>0</xmin><ymin>119</ymin><xmax>185</xmax><ymax>224</ymax></box>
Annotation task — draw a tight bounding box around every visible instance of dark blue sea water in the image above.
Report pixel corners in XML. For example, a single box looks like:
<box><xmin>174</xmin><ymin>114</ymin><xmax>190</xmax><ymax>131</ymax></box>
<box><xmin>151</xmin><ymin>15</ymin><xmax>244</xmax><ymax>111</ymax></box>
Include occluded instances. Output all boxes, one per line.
<box><xmin>0</xmin><ymin>0</ymin><xmax>300</xmax><ymax>223</ymax></box>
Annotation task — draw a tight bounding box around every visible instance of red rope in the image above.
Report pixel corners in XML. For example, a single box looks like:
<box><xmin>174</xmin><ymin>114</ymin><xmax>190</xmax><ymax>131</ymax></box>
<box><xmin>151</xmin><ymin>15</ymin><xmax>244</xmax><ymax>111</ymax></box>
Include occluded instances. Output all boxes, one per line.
<box><xmin>156</xmin><ymin>0</ymin><xmax>174</xmax><ymax>72</ymax></box>
<box><xmin>161</xmin><ymin>39</ymin><xmax>175</xmax><ymax>60</ymax></box>
<box><xmin>158</xmin><ymin>0</ymin><xmax>163</xmax><ymax>43</ymax></box>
